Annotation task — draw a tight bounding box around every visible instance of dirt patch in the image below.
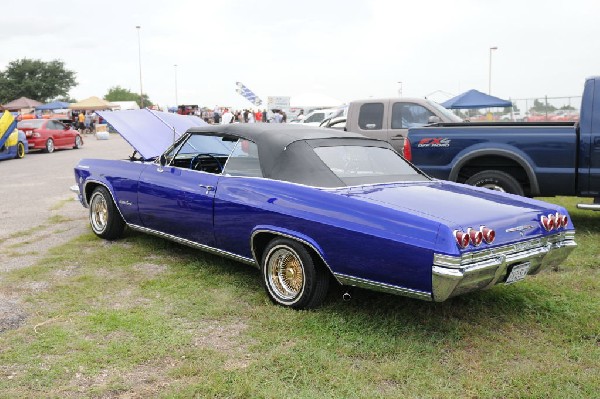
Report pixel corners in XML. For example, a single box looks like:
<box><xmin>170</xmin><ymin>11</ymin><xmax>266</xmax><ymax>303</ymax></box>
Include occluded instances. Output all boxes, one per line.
<box><xmin>0</xmin><ymin>198</ymin><xmax>87</xmax><ymax>335</ymax></box>
<box><xmin>192</xmin><ymin>319</ymin><xmax>254</xmax><ymax>370</ymax></box>
<box><xmin>132</xmin><ymin>263</ymin><xmax>167</xmax><ymax>279</ymax></box>
<box><xmin>0</xmin><ymin>296</ymin><xmax>27</xmax><ymax>334</ymax></box>
<box><xmin>0</xmin><ymin>198</ymin><xmax>87</xmax><ymax>274</ymax></box>
<box><xmin>66</xmin><ymin>358</ymin><xmax>179</xmax><ymax>398</ymax></box>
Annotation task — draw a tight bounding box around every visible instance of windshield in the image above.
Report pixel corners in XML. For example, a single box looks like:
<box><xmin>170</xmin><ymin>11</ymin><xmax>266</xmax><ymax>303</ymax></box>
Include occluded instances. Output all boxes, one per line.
<box><xmin>314</xmin><ymin>145</ymin><xmax>429</xmax><ymax>186</ymax></box>
<box><xmin>426</xmin><ymin>100</ymin><xmax>463</xmax><ymax>123</ymax></box>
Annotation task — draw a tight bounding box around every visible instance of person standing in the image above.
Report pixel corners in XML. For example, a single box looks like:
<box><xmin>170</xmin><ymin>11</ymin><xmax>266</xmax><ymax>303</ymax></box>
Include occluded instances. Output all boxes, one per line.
<box><xmin>262</xmin><ymin>109</ymin><xmax>268</xmax><ymax>123</ymax></box>
<box><xmin>297</xmin><ymin>110</ymin><xmax>305</xmax><ymax>121</ymax></box>
<box><xmin>255</xmin><ymin>109</ymin><xmax>262</xmax><ymax>123</ymax></box>
<box><xmin>221</xmin><ymin>108</ymin><xmax>234</xmax><ymax>124</ymax></box>
<box><xmin>78</xmin><ymin>111</ymin><xmax>85</xmax><ymax>130</ymax></box>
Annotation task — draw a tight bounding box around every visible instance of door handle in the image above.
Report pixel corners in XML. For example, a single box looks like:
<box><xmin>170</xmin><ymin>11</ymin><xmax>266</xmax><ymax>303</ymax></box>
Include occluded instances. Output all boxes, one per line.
<box><xmin>199</xmin><ymin>184</ymin><xmax>215</xmax><ymax>194</ymax></box>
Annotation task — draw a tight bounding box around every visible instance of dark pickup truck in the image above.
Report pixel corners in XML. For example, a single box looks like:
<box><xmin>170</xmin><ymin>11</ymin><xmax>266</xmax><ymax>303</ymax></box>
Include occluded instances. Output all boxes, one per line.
<box><xmin>405</xmin><ymin>76</ymin><xmax>600</xmax><ymax>210</ymax></box>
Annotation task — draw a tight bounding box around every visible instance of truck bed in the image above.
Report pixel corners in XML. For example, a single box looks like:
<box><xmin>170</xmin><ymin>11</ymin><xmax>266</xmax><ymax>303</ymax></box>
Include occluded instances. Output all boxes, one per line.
<box><xmin>408</xmin><ymin>122</ymin><xmax>578</xmax><ymax>197</ymax></box>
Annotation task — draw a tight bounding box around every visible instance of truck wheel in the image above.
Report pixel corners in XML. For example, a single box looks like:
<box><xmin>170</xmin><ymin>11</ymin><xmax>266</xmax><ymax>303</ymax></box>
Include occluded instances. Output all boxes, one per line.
<box><xmin>261</xmin><ymin>238</ymin><xmax>330</xmax><ymax>309</ymax></box>
<box><xmin>15</xmin><ymin>142</ymin><xmax>25</xmax><ymax>159</ymax></box>
<box><xmin>465</xmin><ymin>170</ymin><xmax>524</xmax><ymax>196</ymax></box>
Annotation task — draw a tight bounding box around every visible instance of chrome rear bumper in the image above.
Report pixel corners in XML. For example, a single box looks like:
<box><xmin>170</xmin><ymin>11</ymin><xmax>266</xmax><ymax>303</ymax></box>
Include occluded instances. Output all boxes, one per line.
<box><xmin>431</xmin><ymin>231</ymin><xmax>576</xmax><ymax>302</ymax></box>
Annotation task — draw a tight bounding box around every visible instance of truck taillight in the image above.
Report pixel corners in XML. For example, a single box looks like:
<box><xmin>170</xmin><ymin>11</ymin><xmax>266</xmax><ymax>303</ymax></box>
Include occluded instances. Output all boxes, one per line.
<box><xmin>403</xmin><ymin>137</ymin><xmax>412</xmax><ymax>161</ymax></box>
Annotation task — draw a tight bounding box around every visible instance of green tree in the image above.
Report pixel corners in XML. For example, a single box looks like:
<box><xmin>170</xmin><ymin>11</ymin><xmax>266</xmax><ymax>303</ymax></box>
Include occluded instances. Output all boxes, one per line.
<box><xmin>0</xmin><ymin>58</ymin><xmax>77</xmax><ymax>103</ymax></box>
<box><xmin>559</xmin><ymin>104</ymin><xmax>576</xmax><ymax>111</ymax></box>
<box><xmin>104</xmin><ymin>86</ymin><xmax>153</xmax><ymax>108</ymax></box>
<box><xmin>530</xmin><ymin>98</ymin><xmax>556</xmax><ymax>113</ymax></box>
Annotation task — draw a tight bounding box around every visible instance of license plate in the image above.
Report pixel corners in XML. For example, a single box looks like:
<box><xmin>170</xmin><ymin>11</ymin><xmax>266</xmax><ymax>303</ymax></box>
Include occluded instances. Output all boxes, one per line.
<box><xmin>505</xmin><ymin>262</ymin><xmax>531</xmax><ymax>284</ymax></box>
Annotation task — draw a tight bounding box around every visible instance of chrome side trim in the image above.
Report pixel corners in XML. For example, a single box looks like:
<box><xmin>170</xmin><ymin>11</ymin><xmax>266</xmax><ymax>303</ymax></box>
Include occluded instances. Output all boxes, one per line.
<box><xmin>128</xmin><ymin>224</ymin><xmax>256</xmax><ymax>266</ymax></box>
<box><xmin>334</xmin><ymin>273</ymin><xmax>432</xmax><ymax>301</ymax></box>
<box><xmin>250</xmin><ymin>229</ymin><xmax>340</xmax><ymax>281</ymax></box>
<box><xmin>577</xmin><ymin>203</ymin><xmax>600</xmax><ymax>211</ymax></box>
<box><xmin>431</xmin><ymin>231</ymin><xmax>576</xmax><ymax>302</ymax></box>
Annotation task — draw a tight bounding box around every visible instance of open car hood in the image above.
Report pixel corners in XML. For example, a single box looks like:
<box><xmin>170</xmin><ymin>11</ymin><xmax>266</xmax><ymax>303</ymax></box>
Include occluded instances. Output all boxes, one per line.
<box><xmin>97</xmin><ymin>109</ymin><xmax>208</xmax><ymax>160</ymax></box>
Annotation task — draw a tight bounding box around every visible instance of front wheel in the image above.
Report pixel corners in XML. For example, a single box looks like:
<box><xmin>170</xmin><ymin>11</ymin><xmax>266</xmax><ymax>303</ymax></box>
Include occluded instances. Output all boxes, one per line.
<box><xmin>89</xmin><ymin>186</ymin><xmax>125</xmax><ymax>240</ymax></box>
<box><xmin>15</xmin><ymin>142</ymin><xmax>25</xmax><ymax>159</ymax></box>
<box><xmin>261</xmin><ymin>238</ymin><xmax>330</xmax><ymax>309</ymax></box>
<box><xmin>464</xmin><ymin>170</ymin><xmax>525</xmax><ymax>196</ymax></box>
<box><xmin>44</xmin><ymin>138</ymin><xmax>55</xmax><ymax>153</ymax></box>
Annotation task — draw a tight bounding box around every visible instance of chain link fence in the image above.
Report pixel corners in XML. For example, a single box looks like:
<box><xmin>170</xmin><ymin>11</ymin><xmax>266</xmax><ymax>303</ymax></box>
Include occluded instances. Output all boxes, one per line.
<box><xmin>457</xmin><ymin>96</ymin><xmax>582</xmax><ymax>122</ymax></box>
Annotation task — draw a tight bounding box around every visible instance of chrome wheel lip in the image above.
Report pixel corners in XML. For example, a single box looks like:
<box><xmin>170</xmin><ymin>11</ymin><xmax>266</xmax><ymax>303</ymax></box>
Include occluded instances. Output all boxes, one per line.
<box><xmin>75</xmin><ymin>136</ymin><xmax>82</xmax><ymax>147</ymax></box>
<box><xmin>265</xmin><ymin>245</ymin><xmax>305</xmax><ymax>303</ymax></box>
<box><xmin>89</xmin><ymin>192</ymin><xmax>108</xmax><ymax>233</ymax></box>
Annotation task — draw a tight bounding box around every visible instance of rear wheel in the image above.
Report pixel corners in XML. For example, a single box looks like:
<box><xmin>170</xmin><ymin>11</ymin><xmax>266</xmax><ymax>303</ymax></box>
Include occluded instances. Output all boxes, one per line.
<box><xmin>261</xmin><ymin>238</ymin><xmax>330</xmax><ymax>309</ymax></box>
<box><xmin>44</xmin><ymin>138</ymin><xmax>55</xmax><ymax>153</ymax></box>
<box><xmin>465</xmin><ymin>170</ymin><xmax>524</xmax><ymax>196</ymax></box>
<box><xmin>73</xmin><ymin>135</ymin><xmax>82</xmax><ymax>149</ymax></box>
<box><xmin>89</xmin><ymin>186</ymin><xmax>125</xmax><ymax>240</ymax></box>
<box><xmin>15</xmin><ymin>142</ymin><xmax>25</xmax><ymax>159</ymax></box>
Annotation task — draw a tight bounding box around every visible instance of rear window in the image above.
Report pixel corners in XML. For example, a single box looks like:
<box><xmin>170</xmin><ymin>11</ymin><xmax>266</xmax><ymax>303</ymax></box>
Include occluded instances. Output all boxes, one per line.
<box><xmin>314</xmin><ymin>145</ymin><xmax>428</xmax><ymax>185</ymax></box>
<box><xmin>358</xmin><ymin>103</ymin><xmax>383</xmax><ymax>130</ymax></box>
<box><xmin>17</xmin><ymin>120</ymin><xmax>45</xmax><ymax>129</ymax></box>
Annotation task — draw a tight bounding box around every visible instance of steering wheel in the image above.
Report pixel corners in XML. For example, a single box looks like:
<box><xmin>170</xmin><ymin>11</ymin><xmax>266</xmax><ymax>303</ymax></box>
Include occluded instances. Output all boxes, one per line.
<box><xmin>190</xmin><ymin>153</ymin><xmax>223</xmax><ymax>173</ymax></box>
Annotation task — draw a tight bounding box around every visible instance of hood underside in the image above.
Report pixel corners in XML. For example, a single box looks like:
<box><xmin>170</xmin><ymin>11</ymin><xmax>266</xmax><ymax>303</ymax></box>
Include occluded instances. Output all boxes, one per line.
<box><xmin>97</xmin><ymin>109</ymin><xmax>208</xmax><ymax>159</ymax></box>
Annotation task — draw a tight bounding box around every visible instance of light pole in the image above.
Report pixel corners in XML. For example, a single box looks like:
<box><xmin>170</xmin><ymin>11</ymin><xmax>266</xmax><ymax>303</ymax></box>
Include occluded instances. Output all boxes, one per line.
<box><xmin>136</xmin><ymin>25</ymin><xmax>144</xmax><ymax>108</ymax></box>
<box><xmin>174</xmin><ymin>64</ymin><xmax>178</xmax><ymax>107</ymax></box>
<box><xmin>397</xmin><ymin>81</ymin><xmax>403</xmax><ymax>97</ymax></box>
<box><xmin>488</xmin><ymin>46</ymin><xmax>498</xmax><ymax>95</ymax></box>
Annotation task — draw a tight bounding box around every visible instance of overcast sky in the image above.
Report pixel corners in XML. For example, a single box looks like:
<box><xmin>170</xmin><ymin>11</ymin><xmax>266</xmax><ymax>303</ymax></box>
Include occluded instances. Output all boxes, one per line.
<box><xmin>1</xmin><ymin>0</ymin><xmax>598</xmax><ymax>109</ymax></box>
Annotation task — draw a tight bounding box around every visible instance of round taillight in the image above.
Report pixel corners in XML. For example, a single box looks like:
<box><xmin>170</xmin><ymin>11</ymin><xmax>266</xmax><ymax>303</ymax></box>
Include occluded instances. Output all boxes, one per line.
<box><xmin>468</xmin><ymin>228</ymin><xmax>483</xmax><ymax>246</ymax></box>
<box><xmin>454</xmin><ymin>230</ymin><xmax>470</xmax><ymax>249</ymax></box>
<box><xmin>548</xmin><ymin>214</ymin><xmax>556</xmax><ymax>230</ymax></box>
<box><xmin>541</xmin><ymin>215</ymin><xmax>550</xmax><ymax>231</ymax></box>
<box><xmin>481</xmin><ymin>226</ymin><xmax>496</xmax><ymax>244</ymax></box>
<box><xmin>541</xmin><ymin>215</ymin><xmax>555</xmax><ymax>231</ymax></box>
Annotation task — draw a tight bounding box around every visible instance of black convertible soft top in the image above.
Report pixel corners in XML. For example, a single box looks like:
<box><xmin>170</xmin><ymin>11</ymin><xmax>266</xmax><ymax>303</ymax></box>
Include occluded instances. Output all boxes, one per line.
<box><xmin>185</xmin><ymin>124</ymin><xmax>398</xmax><ymax>187</ymax></box>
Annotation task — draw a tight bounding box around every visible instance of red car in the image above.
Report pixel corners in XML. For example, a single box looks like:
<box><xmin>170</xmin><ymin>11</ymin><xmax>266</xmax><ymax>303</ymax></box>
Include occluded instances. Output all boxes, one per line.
<box><xmin>17</xmin><ymin>119</ymin><xmax>83</xmax><ymax>153</ymax></box>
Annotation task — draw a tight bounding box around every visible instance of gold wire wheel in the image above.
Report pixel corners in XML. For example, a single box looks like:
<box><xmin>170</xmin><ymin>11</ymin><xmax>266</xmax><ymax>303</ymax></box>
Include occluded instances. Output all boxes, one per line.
<box><xmin>267</xmin><ymin>246</ymin><xmax>305</xmax><ymax>300</ymax></box>
<box><xmin>90</xmin><ymin>193</ymin><xmax>108</xmax><ymax>233</ymax></box>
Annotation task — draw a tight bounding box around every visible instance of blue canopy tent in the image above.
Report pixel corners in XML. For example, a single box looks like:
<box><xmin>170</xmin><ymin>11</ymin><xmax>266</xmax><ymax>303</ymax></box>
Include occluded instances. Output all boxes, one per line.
<box><xmin>35</xmin><ymin>101</ymin><xmax>70</xmax><ymax>110</ymax></box>
<box><xmin>441</xmin><ymin>89</ymin><xmax>512</xmax><ymax>109</ymax></box>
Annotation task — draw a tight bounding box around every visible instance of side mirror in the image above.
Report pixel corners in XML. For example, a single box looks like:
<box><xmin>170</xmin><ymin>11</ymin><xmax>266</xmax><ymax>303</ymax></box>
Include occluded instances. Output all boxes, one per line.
<box><xmin>64</xmin><ymin>125</ymin><xmax>69</xmax><ymax>130</ymax></box>
<box><xmin>159</xmin><ymin>154</ymin><xmax>167</xmax><ymax>167</ymax></box>
<box><xmin>428</xmin><ymin>116</ymin><xmax>441</xmax><ymax>124</ymax></box>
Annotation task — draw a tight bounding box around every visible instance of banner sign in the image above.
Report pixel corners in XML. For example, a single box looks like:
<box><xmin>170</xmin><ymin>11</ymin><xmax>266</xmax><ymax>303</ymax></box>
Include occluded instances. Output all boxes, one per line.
<box><xmin>235</xmin><ymin>82</ymin><xmax>263</xmax><ymax>106</ymax></box>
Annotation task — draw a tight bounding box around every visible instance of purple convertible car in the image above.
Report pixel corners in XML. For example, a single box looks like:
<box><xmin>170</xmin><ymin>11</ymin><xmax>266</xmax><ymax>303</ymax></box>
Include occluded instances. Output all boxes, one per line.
<box><xmin>72</xmin><ymin>111</ymin><xmax>576</xmax><ymax>309</ymax></box>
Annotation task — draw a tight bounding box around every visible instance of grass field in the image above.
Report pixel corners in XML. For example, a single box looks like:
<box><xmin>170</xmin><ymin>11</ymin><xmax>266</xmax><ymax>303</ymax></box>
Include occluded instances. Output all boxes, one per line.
<box><xmin>0</xmin><ymin>197</ymin><xmax>598</xmax><ymax>398</ymax></box>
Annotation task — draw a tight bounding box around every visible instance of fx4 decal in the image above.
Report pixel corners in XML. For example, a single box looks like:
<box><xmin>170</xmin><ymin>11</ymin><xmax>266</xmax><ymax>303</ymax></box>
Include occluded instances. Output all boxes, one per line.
<box><xmin>417</xmin><ymin>137</ymin><xmax>451</xmax><ymax>148</ymax></box>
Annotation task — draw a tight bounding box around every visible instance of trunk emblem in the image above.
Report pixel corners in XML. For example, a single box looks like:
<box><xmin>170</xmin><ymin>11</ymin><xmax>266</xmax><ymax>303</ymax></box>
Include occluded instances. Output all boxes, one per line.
<box><xmin>506</xmin><ymin>225</ymin><xmax>535</xmax><ymax>237</ymax></box>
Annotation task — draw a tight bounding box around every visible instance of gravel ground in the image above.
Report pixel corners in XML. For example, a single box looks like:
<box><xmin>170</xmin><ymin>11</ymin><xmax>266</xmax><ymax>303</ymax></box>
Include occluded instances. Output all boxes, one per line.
<box><xmin>0</xmin><ymin>133</ymin><xmax>132</xmax><ymax>333</ymax></box>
